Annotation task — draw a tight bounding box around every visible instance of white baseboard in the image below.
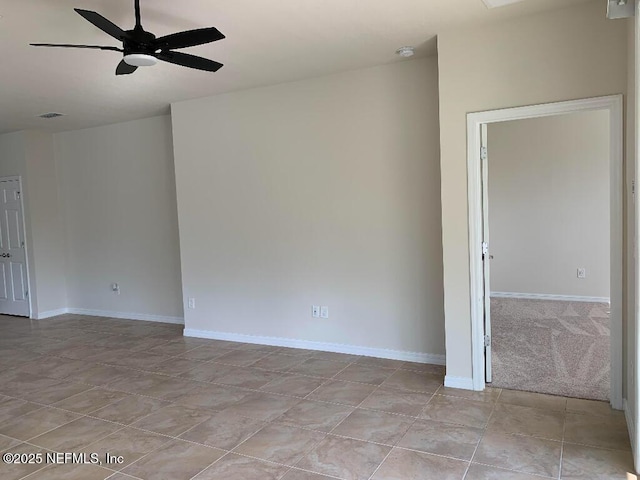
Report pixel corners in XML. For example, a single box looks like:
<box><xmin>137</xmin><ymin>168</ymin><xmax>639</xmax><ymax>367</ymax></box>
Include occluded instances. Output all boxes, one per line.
<box><xmin>491</xmin><ymin>292</ymin><xmax>610</xmax><ymax>304</ymax></box>
<box><xmin>34</xmin><ymin>308</ymin><xmax>70</xmax><ymax>319</ymax></box>
<box><xmin>624</xmin><ymin>398</ymin><xmax>636</xmax><ymax>455</ymax></box>
<box><xmin>68</xmin><ymin>308</ymin><xmax>184</xmax><ymax>325</ymax></box>
<box><xmin>444</xmin><ymin>375</ymin><xmax>475</xmax><ymax>390</ymax></box>
<box><xmin>184</xmin><ymin>328</ymin><xmax>445</xmax><ymax>365</ymax></box>
<box><xmin>34</xmin><ymin>307</ymin><xmax>184</xmax><ymax>325</ymax></box>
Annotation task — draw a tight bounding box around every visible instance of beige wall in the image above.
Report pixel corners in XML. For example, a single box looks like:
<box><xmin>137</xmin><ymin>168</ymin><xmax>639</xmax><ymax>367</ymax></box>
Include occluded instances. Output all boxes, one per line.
<box><xmin>438</xmin><ymin>1</ymin><xmax>628</xmax><ymax>380</ymax></box>
<box><xmin>171</xmin><ymin>57</ymin><xmax>445</xmax><ymax>357</ymax></box>
<box><xmin>0</xmin><ymin>130</ymin><xmax>67</xmax><ymax>317</ymax></box>
<box><xmin>24</xmin><ymin>131</ymin><xmax>68</xmax><ymax>315</ymax></box>
<box><xmin>488</xmin><ymin>111</ymin><xmax>610</xmax><ymax>299</ymax></box>
<box><xmin>54</xmin><ymin>116</ymin><xmax>183</xmax><ymax>320</ymax></box>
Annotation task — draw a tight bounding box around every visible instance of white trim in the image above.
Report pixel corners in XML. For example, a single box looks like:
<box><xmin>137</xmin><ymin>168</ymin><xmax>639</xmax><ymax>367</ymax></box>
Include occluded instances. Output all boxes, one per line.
<box><xmin>625</xmin><ymin>398</ymin><xmax>636</xmax><ymax>455</ymax></box>
<box><xmin>490</xmin><ymin>292</ymin><xmax>610</xmax><ymax>303</ymax></box>
<box><xmin>444</xmin><ymin>376</ymin><xmax>475</xmax><ymax>390</ymax></box>
<box><xmin>35</xmin><ymin>308</ymin><xmax>70</xmax><ymax>319</ymax></box>
<box><xmin>0</xmin><ymin>176</ymin><xmax>33</xmax><ymax>319</ymax></box>
<box><xmin>467</xmin><ymin>95</ymin><xmax>624</xmax><ymax>406</ymax></box>
<box><xmin>184</xmin><ymin>328</ymin><xmax>446</xmax><ymax>365</ymax></box>
<box><xmin>67</xmin><ymin>308</ymin><xmax>184</xmax><ymax>325</ymax></box>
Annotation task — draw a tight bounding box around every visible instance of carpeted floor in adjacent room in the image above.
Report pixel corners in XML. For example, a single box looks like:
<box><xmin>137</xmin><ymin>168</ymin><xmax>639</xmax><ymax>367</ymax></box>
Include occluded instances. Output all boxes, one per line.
<box><xmin>490</xmin><ymin>297</ymin><xmax>610</xmax><ymax>401</ymax></box>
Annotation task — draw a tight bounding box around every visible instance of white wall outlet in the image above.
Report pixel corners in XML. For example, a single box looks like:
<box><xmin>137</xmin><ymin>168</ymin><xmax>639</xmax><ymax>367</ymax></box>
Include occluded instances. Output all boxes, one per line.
<box><xmin>188</xmin><ymin>297</ymin><xmax>196</xmax><ymax>309</ymax></box>
<box><xmin>111</xmin><ymin>283</ymin><xmax>120</xmax><ymax>295</ymax></box>
<box><xmin>577</xmin><ymin>268</ymin><xmax>586</xmax><ymax>279</ymax></box>
<box><xmin>320</xmin><ymin>306</ymin><xmax>329</xmax><ymax>318</ymax></box>
<box><xmin>312</xmin><ymin>306</ymin><xmax>320</xmax><ymax>318</ymax></box>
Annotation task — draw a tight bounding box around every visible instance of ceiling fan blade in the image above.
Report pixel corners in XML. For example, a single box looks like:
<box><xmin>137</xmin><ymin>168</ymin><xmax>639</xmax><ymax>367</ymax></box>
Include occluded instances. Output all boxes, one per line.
<box><xmin>154</xmin><ymin>27</ymin><xmax>225</xmax><ymax>50</ymax></box>
<box><xmin>116</xmin><ymin>60</ymin><xmax>138</xmax><ymax>75</ymax></box>
<box><xmin>74</xmin><ymin>9</ymin><xmax>130</xmax><ymax>41</ymax></box>
<box><xmin>30</xmin><ymin>43</ymin><xmax>123</xmax><ymax>52</ymax></box>
<box><xmin>155</xmin><ymin>50</ymin><xmax>223</xmax><ymax>72</ymax></box>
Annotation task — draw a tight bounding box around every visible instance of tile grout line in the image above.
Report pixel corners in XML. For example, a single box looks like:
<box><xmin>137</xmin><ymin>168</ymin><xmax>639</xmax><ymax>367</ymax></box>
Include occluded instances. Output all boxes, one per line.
<box><xmin>558</xmin><ymin>402</ymin><xmax>568</xmax><ymax>480</ymax></box>
<box><xmin>461</xmin><ymin>387</ymin><xmax>503</xmax><ymax>479</ymax></box>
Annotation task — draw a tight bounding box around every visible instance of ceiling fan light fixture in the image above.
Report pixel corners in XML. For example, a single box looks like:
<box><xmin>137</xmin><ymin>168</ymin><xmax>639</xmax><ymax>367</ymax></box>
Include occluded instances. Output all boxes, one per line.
<box><xmin>123</xmin><ymin>53</ymin><xmax>157</xmax><ymax>67</ymax></box>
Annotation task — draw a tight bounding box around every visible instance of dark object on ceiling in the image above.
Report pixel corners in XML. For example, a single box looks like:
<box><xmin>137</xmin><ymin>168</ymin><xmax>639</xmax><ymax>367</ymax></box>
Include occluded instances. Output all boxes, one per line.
<box><xmin>30</xmin><ymin>0</ymin><xmax>225</xmax><ymax>75</ymax></box>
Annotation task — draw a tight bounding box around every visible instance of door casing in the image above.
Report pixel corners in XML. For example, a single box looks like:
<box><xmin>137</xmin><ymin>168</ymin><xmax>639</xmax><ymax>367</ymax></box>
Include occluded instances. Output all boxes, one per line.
<box><xmin>0</xmin><ymin>176</ymin><xmax>32</xmax><ymax>318</ymax></box>
<box><xmin>466</xmin><ymin>95</ymin><xmax>624</xmax><ymax>410</ymax></box>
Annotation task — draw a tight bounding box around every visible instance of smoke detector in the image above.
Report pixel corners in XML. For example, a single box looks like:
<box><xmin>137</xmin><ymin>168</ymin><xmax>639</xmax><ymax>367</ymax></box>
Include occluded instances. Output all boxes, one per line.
<box><xmin>482</xmin><ymin>0</ymin><xmax>525</xmax><ymax>8</ymax></box>
<box><xmin>395</xmin><ymin>46</ymin><xmax>415</xmax><ymax>58</ymax></box>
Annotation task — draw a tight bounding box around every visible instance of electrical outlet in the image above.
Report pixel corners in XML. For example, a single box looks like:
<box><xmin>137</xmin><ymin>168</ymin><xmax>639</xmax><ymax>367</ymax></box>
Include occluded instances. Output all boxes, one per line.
<box><xmin>320</xmin><ymin>306</ymin><xmax>329</xmax><ymax>319</ymax></box>
<box><xmin>111</xmin><ymin>283</ymin><xmax>120</xmax><ymax>295</ymax></box>
<box><xmin>577</xmin><ymin>268</ymin><xmax>586</xmax><ymax>279</ymax></box>
<box><xmin>312</xmin><ymin>306</ymin><xmax>320</xmax><ymax>318</ymax></box>
<box><xmin>188</xmin><ymin>297</ymin><xmax>196</xmax><ymax>309</ymax></box>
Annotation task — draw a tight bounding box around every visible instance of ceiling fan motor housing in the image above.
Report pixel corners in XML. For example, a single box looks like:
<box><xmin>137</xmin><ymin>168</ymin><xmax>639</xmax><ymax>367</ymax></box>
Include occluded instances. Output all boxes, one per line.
<box><xmin>123</xmin><ymin>28</ymin><xmax>157</xmax><ymax>56</ymax></box>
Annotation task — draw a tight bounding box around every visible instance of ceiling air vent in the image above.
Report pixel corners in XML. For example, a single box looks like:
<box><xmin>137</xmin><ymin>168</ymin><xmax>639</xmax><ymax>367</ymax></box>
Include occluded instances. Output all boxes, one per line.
<box><xmin>37</xmin><ymin>112</ymin><xmax>65</xmax><ymax>119</ymax></box>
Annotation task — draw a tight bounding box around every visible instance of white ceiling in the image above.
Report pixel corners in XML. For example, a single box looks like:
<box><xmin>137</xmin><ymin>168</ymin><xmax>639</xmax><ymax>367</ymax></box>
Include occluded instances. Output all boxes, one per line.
<box><xmin>0</xmin><ymin>0</ymin><xmax>595</xmax><ymax>134</ymax></box>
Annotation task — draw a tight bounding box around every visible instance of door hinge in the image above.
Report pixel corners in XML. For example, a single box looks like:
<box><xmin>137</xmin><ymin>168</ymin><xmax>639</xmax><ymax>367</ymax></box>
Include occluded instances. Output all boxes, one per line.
<box><xmin>482</xmin><ymin>242</ymin><xmax>489</xmax><ymax>256</ymax></box>
<box><xmin>25</xmin><ymin>290</ymin><xmax>28</xmax><ymax>298</ymax></box>
<box><xmin>484</xmin><ymin>334</ymin><xmax>491</xmax><ymax>347</ymax></box>
<box><xmin>20</xmin><ymin>241</ymin><xmax>24</xmax><ymax>248</ymax></box>
<box><xmin>16</xmin><ymin>191</ymin><xmax>20</xmax><ymax>200</ymax></box>
<box><xmin>480</xmin><ymin>146</ymin><xmax>487</xmax><ymax>161</ymax></box>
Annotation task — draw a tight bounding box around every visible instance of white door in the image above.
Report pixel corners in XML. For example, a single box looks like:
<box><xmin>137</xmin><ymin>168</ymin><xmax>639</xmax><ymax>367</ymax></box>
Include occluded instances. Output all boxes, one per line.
<box><xmin>480</xmin><ymin>124</ymin><xmax>492</xmax><ymax>383</ymax></box>
<box><xmin>0</xmin><ymin>177</ymin><xmax>30</xmax><ymax>317</ymax></box>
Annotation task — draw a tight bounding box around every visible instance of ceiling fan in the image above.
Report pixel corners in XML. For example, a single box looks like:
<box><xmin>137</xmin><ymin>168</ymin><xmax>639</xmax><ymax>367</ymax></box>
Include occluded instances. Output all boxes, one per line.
<box><xmin>30</xmin><ymin>0</ymin><xmax>225</xmax><ymax>75</ymax></box>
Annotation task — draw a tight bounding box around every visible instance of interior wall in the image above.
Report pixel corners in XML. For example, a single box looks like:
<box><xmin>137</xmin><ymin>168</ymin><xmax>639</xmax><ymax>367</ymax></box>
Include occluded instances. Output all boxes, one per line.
<box><xmin>437</xmin><ymin>1</ymin><xmax>628</xmax><ymax>382</ymax></box>
<box><xmin>54</xmin><ymin>116</ymin><xmax>184</xmax><ymax>321</ymax></box>
<box><xmin>24</xmin><ymin>131</ymin><xmax>68</xmax><ymax>315</ymax></box>
<box><xmin>0</xmin><ymin>131</ymin><xmax>68</xmax><ymax>318</ymax></box>
<box><xmin>488</xmin><ymin>111</ymin><xmax>610</xmax><ymax>299</ymax></box>
<box><xmin>0</xmin><ymin>132</ymin><xmax>37</xmax><ymax>316</ymax></box>
<box><xmin>171</xmin><ymin>57</ymin><xmax>445</xmax><ymax>358</ymax></box>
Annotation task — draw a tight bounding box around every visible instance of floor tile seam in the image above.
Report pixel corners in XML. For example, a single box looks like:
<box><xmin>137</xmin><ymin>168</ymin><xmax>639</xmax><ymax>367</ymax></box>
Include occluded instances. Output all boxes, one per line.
<box><xmin>0</xmin><ymin>401</ymin><xmax>50</xmax><ymax>425</ymax></box>
<box><xmin>15</xmin><ymin>435</ymin><xmax>125</xmax><ymax>475</ymax></box>
<box><xmin>429</xmin><ymin>392</ymin><xmax>500</xmax><ymax>407</ymax></box>
<box><xmin>558</xmin><ymin>407</ymin><xmax>568</xmax><ymax>480</ymax></box>
<box><xmin>14</xmin><ymin>463</ymin><xmax>58</xmax><ymax>480</ymax></box>
<box><xmin>466</xmin><ymin>391</ymin><xmax>501</xmax><ymax>469</ymax></box>
<box><xmin>287</xmin><ymin>462</ymin><xmax>345</xmax><ymax>480</ymax></box>
<box><xmin>320</xmin><ymin>427</ymin><xmax>418</xmax><ymax>450</ymax></box>
<box><xmin>105</xmin><ymin>472</ymin><xmax>143</xmax><ymax>480</ymax></box>
<box><xmin>185</xmin><ymin>448</ymin><xmax>231</xmax><ymax>480</ymax></box>
<box><xmin>230</xmin><ymin>430</ymin><xmax>329</xmax><ymax>472</ymax></box>
<box><xmin>349</xmin><ymin>402</ymin><xmax>428</xmax><ymax>420</ymax></box>
<box><xmin>9</xmin><ymin>412</ymin><xmax>87</xmax><ymax>445</ymax></box>
<box><xmin>364</xmin><ymin>444</ymin><xmax>396</xmax><ymax>480</ymax></box>
<box><xmin>469</xmin><ymin>460</ymin><xmax>558</xmax><ymax>479</ymax></box>
<box><xmin>113</xmin><ymin>433</ymin><xmax>230</xmax><ymax>476</ymax></box>
<box><xmin>225</xmin><ymin>451</ymin><xmax>345</xmax><ymax>479</ymax></box>
<box><xmin>73</xmin><ymin>422</ymin><xmax>151</xmax><ymax>453</ymax></box>
<box><xmin>24</xmin><ymin>417</ymin><xmax>129</xmax><ymax>452</ymax></box>
<box><xmin>323</xmin><ymin>381</ymin><xmax>388</xmax><ymax>435</ymax></box>
<box><xmin>495</xmin><ymin>403</ymin><xmax>568</xmax><ymax>415</ymax></box>
<box><xmin>17</xmin><ymin>442</ymin><xmax>123</xmax><ymax>476</ymax></box>
<box><xmin>561</xmin><ymin>439</ymin><xmax>633</xmax><ymax>452</ymax></box>
<box><xmin>486</xmin><ymin>429</ymin><xmax>563</xmax><ymax>443</ymax></box>
<box><xmin>392</xmin><ymin>443</ymin><xmax>482</xmax><ymax>463</ymax></box>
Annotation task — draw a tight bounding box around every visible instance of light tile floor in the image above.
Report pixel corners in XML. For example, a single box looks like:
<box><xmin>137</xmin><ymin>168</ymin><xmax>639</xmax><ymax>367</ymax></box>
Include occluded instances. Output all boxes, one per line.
<box><xmin>0</xmin><ymin>314</ymin><xmax>634</xmax><ymax>480</ymax></box>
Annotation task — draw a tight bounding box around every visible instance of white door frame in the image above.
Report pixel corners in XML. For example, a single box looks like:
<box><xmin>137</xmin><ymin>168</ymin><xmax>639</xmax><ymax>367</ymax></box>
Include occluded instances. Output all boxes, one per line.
<box><xmin>0</xmin><ymin>176</ymin><xmax>33</xmax><ymax>318</ymax></box>
<box><xmin>466</xmin><ymin>95</ymin><xmax>624</xmax><ymax>410</ymax></box>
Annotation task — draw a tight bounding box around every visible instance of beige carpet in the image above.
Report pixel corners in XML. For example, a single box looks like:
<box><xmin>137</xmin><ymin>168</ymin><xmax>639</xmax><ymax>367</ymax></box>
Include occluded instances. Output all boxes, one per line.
<box><xmin>490</xmin><ymin>297</ymin><xmax>610</xmax><ymax>401</ymax></box>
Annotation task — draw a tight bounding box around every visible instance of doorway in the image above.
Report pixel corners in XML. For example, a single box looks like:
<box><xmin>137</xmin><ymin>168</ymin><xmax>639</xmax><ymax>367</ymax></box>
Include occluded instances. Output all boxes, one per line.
<box><xmin>466</xmin><ymin>95</ymin><xmax>623</xmax><ymax>409</ymax></box>
<box><xmin>0</xmin><ymin>176</ymin><xmax>30</xmax><ymax>317</ymax></box>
